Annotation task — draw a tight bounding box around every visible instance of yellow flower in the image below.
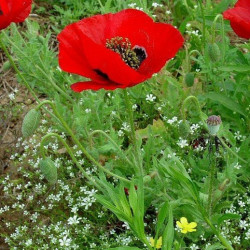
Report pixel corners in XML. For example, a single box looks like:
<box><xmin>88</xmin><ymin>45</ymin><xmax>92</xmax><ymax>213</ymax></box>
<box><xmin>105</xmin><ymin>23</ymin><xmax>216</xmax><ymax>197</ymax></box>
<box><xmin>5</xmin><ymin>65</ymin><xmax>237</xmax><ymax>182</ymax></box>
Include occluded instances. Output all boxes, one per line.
<box><xmin>176</xmin><ymin>217</ymin><xmax>197</xmax><ymax>234</ymax></box>
<box><xmin>149</xmin><ymin>236</ymin><xmax>162</xmax><ymax>249</ymax></box>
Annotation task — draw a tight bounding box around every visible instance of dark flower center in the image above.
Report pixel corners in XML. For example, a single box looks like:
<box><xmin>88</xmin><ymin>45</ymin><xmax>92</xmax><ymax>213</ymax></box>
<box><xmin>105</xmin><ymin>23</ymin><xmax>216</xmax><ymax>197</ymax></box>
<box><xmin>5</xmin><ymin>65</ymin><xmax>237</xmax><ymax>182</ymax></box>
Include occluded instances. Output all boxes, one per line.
<box><xmin>106</xmin><ymin>37</ymin><xmax>147</xmax><ymax>70</ymax></box>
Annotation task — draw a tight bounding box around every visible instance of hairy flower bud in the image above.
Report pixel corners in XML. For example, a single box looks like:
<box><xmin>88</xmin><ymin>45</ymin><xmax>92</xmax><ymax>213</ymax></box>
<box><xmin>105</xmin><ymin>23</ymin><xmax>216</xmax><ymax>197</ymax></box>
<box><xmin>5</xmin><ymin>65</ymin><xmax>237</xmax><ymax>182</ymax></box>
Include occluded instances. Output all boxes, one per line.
<box><xmin>185</xmin><ymin>73</ymin><xmax>195</xmax><ymax>87</ymax></box>
<box><xmin>207</xmin><ymin>115</ymin><xmax>222</xmax><ymax>136</ymax></box>
<box><xmin>207</xmin><ymin>43</ymin><xmax>221</xmax><ymax>62</ymax></box>
<box><xmin>39</xmin><ymin>158</ymin><xmax>57</xmax><ymax>185</ymax></box>
<box><xmin>21</xmin><ymin>109</ymin><xmax>41</xmax><ymax>138</ymax></box>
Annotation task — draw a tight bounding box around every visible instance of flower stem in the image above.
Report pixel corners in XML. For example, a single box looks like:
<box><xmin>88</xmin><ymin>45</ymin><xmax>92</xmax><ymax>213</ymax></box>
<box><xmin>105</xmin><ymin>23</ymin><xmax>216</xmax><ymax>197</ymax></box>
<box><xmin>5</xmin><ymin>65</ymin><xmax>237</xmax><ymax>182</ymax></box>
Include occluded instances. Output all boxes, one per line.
<box><xmin>123</xmin><ymin>89</ymin><xmax>143</xmax><ymax>176</ymax></box>
<box><xmin>0</xmin><ymin>33</ymin><xmax>39</xmax><ymax>102</ymax></box>
<box><xmin>198</xmin><ymin>0</ymin><xmax>206</xmax><ymax>51</ymax></box>
<box><xmin>40</xmin><ymin>133</ymin><xmax>101</xmax><ymax>189</ymax></box>
<box><xmin>36</xmin><ymin>100</ymin><xmax>130</xmax><ymax>184</ymax></box>
<box><xmin>207</xmin><ymin>136</ymin><xmax>216</xmax><ymax>216</ymax></box>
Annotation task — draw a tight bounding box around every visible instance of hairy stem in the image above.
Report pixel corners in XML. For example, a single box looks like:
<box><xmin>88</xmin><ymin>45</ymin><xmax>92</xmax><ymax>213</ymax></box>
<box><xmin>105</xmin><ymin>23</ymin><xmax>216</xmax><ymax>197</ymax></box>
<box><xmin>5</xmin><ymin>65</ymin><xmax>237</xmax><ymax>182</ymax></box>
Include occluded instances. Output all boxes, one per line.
<box><xmin>36</xmin><ymin>100</ymin><xmax>130</xmax><ymax>184</ymax></box>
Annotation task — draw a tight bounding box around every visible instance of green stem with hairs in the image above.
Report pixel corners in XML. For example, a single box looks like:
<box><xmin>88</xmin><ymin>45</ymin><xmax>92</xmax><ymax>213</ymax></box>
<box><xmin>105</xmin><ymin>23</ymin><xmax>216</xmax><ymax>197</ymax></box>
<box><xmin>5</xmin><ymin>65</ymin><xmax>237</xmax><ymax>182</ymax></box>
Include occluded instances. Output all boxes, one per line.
<box><xmin>0</xmin><ymin>33</ymin><xmax>39</xmax><ymax>102</ymax></box>
<box><xmin>212</xmin><ymin>14</ymin><xmax>226</xmax><ymax>63</ymax></box>
<box><xmin>40</xmin><ymin>133</ymin><xmax>101</xmax><ymax>190</ymax></box>
<box><xmin>207</xmin><ymin>136</ymin><xmax>216</xmax><ymax>216</ymax></box>
<box><xmin>217</xmin><ymin>135</ymin><xmax>247</xmax><ymax>164</ymax></box>
<box><xmin>36</xmin><ymin>100</ymin><xmax>130</xmax><ymax>184</ymax></box>
<box><xmin>123</xmin><ymin>89</ymin><xmax>143</xmax><ymax>176</ymax></box>
<box><xmin>181</xmin><ymin>95</ymin><xmax>207</xmax><ymax>128</ymax></box>
<box><xmin>198</xmin><ymin>0</ymin><xmax>206</xmax><ymax>51</ymax></box>
<box><xmin>0</xmin><ymin>33</ymin><xmax>60</xmax><ymax>123</ymax></box>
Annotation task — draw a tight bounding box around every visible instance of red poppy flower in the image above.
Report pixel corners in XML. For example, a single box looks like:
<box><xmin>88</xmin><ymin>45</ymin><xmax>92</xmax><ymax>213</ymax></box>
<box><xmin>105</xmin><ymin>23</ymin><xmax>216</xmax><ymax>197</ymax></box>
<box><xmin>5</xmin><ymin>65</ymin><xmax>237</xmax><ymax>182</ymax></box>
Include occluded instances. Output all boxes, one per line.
<box><xmin>0</xmin><ymin>0</ymin><xmax>32</xmax><ymax>30</ymax></box>
<box><xmin>57</xmin><ymin>9</ymin><xmax>184</xmax><ymax>91</ymax></box>
<box><xmin>223</xmin><ymin>0</ymin><xmax>250</xmax><ymax>39</ymax></box>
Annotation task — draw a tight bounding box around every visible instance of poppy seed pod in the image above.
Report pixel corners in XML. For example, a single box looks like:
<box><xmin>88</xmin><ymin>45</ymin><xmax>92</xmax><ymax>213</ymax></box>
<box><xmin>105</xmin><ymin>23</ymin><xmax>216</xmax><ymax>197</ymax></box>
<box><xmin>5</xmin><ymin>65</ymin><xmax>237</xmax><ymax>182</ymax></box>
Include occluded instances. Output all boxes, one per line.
<box><xmin>207</xmin><ymin>115</ymin><xmax>222</xmax><ymax>136</ymax></box>
<box><xmin>39</xmin><ymin>158</ymin><xmax>57</xmax><ymax>185</ymax></box>
<box><xmin>21</xmin><ymin>109</ymin><xmax>41</xmax><ymax>138</ymax></box>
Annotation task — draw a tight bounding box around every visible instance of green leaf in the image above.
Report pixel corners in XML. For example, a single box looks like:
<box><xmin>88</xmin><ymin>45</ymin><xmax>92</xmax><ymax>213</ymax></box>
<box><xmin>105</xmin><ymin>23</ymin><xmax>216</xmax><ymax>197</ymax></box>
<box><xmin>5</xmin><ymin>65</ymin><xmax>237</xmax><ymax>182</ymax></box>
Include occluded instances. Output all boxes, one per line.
<box><xmin>205</xmin><ymin>92</ymin><xmax>246</xmax><ymax>117</ymax></box>
<box><xmin>156</xmin><ymin>202</ymin><xmax>169</xmax><ymax>236</ymax></box>
<box><xmin>162</xmin><ymin>205</ymin><xmax>174</xmax><ymax>250</ymax></box>
<box><xmin>218</xmin><ymin>65</ymin><xmax>250</xmax><ymax>72</ymax></box>
<box><xmin>218</xmin><ymin>213</ymin><xmax>241</xmax><ymax>226</ymax></box>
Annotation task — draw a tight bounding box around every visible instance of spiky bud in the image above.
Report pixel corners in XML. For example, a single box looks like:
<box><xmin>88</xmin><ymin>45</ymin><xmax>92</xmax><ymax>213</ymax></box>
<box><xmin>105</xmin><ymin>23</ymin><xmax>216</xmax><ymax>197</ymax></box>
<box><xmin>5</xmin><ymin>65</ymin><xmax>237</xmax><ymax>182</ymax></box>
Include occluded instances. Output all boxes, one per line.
<box><xmin>21</xmin><ymin>109</ymin><xmax>41</xmax><ymax>138</ymax></box>
<box><xmin>207</xmin><ymin>115</ymin><xmax>221</xmax><ymax>136</ymax></box>
<box><xmin>39</xmin><ymin>158</ymin><xmax>57</xmax><ymax>185</ymax></box>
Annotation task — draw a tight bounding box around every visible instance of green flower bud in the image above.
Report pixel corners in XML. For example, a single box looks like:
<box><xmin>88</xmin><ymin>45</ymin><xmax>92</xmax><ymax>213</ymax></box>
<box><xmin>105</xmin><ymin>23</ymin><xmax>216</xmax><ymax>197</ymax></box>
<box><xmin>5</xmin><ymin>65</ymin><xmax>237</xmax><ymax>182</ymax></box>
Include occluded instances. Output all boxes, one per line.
<box><xmin>207</xmin><ymin>115</ymin><xmax>221</xmax><ymax>136</ymax></box>
<box><xmin>185</xmin><ymin>72</ymin><xmax>195</xmax><ymax>87</ymax></box>
<box><xmin>2</xmin><ymin>60</ymin><xmax>11</xmax><ymax>72</ymax></box>
<box><xmin>39</xmin><ymin>158</ymin><xmax>57</xmax><ymax>185</ymax></box>
<box><xmin>21</xmin><ymin>109</ymin><xmax>41</xmax><ymax>138</ymax></box>
<box><xmin>143</xmin><ymin>175</ymin><xmax>151</xmax><ymax>183</ymax></box>
<box><xmin>207</xmin><ymin>43</ymin><xmax>221</xmax><ymax>62</ymax></box>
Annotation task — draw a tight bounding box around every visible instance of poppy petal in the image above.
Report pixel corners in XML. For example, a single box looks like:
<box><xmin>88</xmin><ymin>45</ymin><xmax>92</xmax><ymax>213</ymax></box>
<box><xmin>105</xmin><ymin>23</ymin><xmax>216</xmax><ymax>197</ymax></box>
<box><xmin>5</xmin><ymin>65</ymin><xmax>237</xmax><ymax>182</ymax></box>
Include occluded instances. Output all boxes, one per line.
<box><xmin>235</xmin><ymin>0</ymin><xmax>250</xmax><ymax>10</ymax></box>
<box><xmin>223</xmin><ymin>7</ymin><xmax>250</xmax><ymax>39</ymax></box>
<box><xmin>138</xmin><ymin>23</ymin><xmax>184</xmax><ymax>76</ymax></box>
<box><xmin>70</xmin><ymin>81</ymin><xmax>121</xmax><ymax>92</ymax></box>
<box><xmin>11</xmin><ymin>0</ymin><xmax>32</xmax><ymax>23</ymax></box>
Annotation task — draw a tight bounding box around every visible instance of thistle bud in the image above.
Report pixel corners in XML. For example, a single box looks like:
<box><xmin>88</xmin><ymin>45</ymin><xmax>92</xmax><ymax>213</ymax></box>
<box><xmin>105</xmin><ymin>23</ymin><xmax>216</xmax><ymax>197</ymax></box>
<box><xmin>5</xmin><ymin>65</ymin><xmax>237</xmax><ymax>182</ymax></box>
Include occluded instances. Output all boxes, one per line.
<box><xmin>39</xmin><ymin>158</ymin><xmax>57</xmax><ymax>185</ymax></box>
<box><xmin>207</xmin><ymin>115</ymin><xmax>221</xmax><ymax>136</ymax></box>
<box><xmin>21</xmin><ymin>109</ymin><xmax>41</xmax><ymax>138</ymax></box>
<box><xmin>185</xmin><ymin>72</ymin><xmax>195</xmax><ymax>87</ymax></box>
<box><xmin>207</xmin><ymin>43</ymin><xmax>221</xmax><ymax>62</ymax></box>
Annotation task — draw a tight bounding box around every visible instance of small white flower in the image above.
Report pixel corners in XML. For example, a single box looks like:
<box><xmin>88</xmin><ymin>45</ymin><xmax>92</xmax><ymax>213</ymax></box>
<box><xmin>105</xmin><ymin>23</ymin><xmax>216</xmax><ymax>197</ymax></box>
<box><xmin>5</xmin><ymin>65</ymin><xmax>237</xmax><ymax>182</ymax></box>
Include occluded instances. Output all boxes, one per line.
<box><xmin>59</xmin><ymin>236</ymin><xmax>71</xmax><ymax>247</ymax></box>
<box><xmin>68</xmin><ymin>215</ymin><xmax>80</xmax><ymax>225</ymax></box>
<box><xmin>8</xmin><ymin>93</ymin><xmax>15</xmax><ymax>100</ymax></box>
<box><xmin>85</xmin><ymin>108</ymin><xmax>91</xmax><ymax>113</ymax></box>
<box><xmin>166</xmin><ymin>10</ymin><xmax>171</xmax><ymax>15</ymax></box>
<box><xmin>146</xmin><ymin>94</ymin><xmax>156</xmax><ymax>102</ymax></box>
<box><xmin>132</xmin><ymin>104</ymin><xmax>138</xmax><ymax>110</ymax></box>
<box><xmin>128</xmin><ymin>3</ymin><xmax>136</xmax><ymax>8</ymax></box>
<box><xmin>177</xmin><ymin>138</ymin><xmax>189</xmax><ymax>148</ymax></box>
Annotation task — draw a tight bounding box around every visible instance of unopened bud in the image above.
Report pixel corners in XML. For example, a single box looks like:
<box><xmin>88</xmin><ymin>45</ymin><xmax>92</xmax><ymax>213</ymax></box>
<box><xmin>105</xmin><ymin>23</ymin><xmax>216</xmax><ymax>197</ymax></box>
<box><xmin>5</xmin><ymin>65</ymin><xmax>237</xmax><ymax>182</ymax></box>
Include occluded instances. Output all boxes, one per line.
<box><xmin>207</xmin><ymin>115</ymin><xmax>221</xmax><ymax>136</ymax></box>
<box><xmin>185</xmin><ymin>72</ymin><xmax>195</xmax><ymax>87</ymax></box>
<box><xmin>39</xmin><ymin>158</ymin><xmax>57</xmax><ymax>185</ymax></box>
<box><xmin>207</xmin><ymin>43</ymin><xmax>221</xmax><ymax>62</ymax></box>
<box><xmin>22</xmin><ymin>109</ymin><xmax>41</xmax><ymax>138</ymax></box>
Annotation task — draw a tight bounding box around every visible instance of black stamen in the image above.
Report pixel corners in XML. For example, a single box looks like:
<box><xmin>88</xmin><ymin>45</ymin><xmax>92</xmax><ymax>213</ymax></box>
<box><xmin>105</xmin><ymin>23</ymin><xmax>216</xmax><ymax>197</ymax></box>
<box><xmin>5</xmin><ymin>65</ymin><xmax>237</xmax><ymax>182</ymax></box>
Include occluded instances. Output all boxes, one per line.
<box><xmin>133</xmin><ymin>46</ymin><xmax>147</xmax><ymax>65</ymax></box>
<box><xmin>94</xmin><ymin>69</ymin><xmax>109</xmax><ymax>80</ymax></box>
<box><xmin>106</xmin><ymin>37</ymin><xmax>147</xmax><ymax>70</ymax></box>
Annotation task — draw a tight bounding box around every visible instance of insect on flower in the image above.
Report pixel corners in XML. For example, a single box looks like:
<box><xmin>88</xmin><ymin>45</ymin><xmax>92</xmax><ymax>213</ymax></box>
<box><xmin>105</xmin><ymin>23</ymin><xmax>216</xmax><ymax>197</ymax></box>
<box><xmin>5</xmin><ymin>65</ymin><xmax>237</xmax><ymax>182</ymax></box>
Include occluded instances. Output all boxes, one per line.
<box><xmin>0</xmin><ymin>0</ymin><xmax>32</xmax><ymax>30</ymax></box>
<box><xmin>223</xmin><ymin>0</ymin><xmax>250</xmax><ymax>39</ymax></box>
<box><xmin>57</xmin><ymin>9</ymin><xmax>184</xmax><ymax>91</ymax></box>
